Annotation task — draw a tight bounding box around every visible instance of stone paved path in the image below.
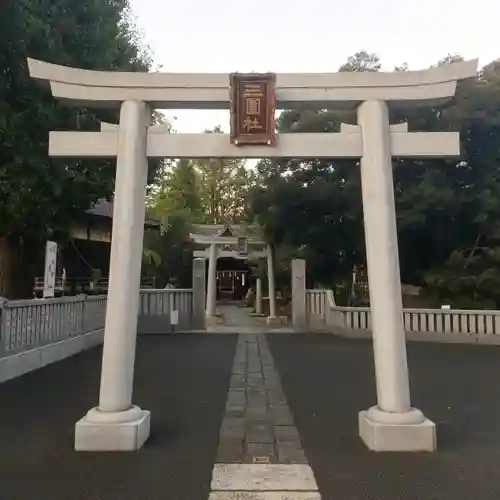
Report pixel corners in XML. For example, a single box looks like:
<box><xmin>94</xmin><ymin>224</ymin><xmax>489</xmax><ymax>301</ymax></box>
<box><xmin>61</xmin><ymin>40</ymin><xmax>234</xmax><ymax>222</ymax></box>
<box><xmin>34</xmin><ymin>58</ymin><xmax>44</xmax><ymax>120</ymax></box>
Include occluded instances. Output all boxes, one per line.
<box><xmin>209</xmin><ymin>304</ymin><xmax>294</xmax><ymax>334</ymax></box>
<box><xmin>219</xmin><ymin>304</ymin><xmax>260</xmax><ymax>327</ymax></box>
<box><xmin>209</xmin><ymin>332</ymin><xmax>321</xmax><ymax>499</ymax></box>
<box><xmin>216</xmin><ymin>334</ymin><xmax>307</xmax><ymax>464</ymax></box>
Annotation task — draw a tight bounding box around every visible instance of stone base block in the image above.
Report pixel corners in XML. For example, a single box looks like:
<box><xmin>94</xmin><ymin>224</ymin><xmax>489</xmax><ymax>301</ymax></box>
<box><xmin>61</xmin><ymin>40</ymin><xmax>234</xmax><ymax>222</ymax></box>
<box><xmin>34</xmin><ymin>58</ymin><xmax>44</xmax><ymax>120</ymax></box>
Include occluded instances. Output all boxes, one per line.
<box><xmin>359</xmin><ymin>410</ymin><xmax>436</xmax><ymax>452</ymax></box>
<box><xmin>266</xmin><ymin>316</ymin><xmax>287</xmax><ymax>326</ymax></box>
<box><xmin>75</xmin><ymin>409</ymin><xmax>151</xmax><ymax>451</ymax></box>
<box><xmin>206</xmin><ymin>315</ymin><xmax>222</xmax><ymax>326</ymax></box>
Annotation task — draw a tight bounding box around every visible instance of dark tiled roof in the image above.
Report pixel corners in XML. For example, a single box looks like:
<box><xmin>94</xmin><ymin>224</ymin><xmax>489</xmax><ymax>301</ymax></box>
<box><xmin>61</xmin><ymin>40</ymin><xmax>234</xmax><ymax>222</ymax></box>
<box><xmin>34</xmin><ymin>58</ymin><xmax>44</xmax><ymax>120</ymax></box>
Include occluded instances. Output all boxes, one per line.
<box><xmin>87</xmin><ymin>199</ymin><xmax>160</xmax><ymax>227</ymax></box>
<box><xmin>190</xmin><ymin>224</ymin><xmax>261</xmax><ymax>238</ymax></box>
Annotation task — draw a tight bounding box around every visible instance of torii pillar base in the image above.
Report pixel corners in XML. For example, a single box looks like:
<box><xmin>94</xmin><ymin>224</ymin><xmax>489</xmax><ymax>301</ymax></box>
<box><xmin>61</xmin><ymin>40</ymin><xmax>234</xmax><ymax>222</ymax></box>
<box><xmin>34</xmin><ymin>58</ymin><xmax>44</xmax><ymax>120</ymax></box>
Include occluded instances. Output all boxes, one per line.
<box><xmin>205</xmin><ymin>315</ymin><xmax>220</xmax><ymax>327</ymax></box>
<box><xmin>75</xmin><ymin>406</ymin><xmax>151</xmax><ymax>451</ymax></box>
<box><xmin>358</xmin><ymin>406</ymin><xmax>436</xmax><ymax>452</ymax></box>
<box><xmin>266</xmin><ymin>316</ymin><xmax>285</xmax><ymax>327</ymax></box>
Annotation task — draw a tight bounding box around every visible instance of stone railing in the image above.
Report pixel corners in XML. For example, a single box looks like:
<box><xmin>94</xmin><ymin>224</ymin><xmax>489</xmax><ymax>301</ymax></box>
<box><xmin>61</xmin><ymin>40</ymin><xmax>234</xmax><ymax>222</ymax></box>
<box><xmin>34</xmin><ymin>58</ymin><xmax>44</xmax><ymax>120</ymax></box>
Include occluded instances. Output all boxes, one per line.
<box><xmin>138</xmin><ymin>288</ymin><xmax>194</xmax><ymax>333</ymax></box>
<box><xmin>0</xmin><ymin>288</ymin><xmax>196</xmax><ymax>358</ymax></box>
<box><xmin>306</xmin><ymin>289</ymin><xmax>331</xmax><ymax>316</ymax></box>
<box><xmin>306</xmin><ymin>288</ymin><xmax>500</xmax><ymax>343</ymax></box>
<box><xmin>0</xmin><ymin>295</ymin><xmax>107</xmax><ymax>357</ymax></box>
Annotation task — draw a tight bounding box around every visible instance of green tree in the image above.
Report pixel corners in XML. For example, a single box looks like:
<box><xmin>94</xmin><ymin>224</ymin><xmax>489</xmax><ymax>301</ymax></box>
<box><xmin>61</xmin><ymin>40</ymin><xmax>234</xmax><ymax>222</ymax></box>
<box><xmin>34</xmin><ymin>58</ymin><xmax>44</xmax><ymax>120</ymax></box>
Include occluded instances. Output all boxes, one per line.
<box><xmin>151</xmin><ymin>126</ymin><xmax>258</xmax><ymax>226</ymax></box>
<box><xmin>195</xmin><ymin>127</ymin><xmax>252</xmax><ymax>224</ymax></box>
<box><xmin>339</xmin><ymin>50</ymin><xmax>381</xmax><ymax>72</ymax></box>
<box><xmin>250</xmin><ymin>51</ymin><xmax>500</xmax><ymax>307</ymax></box>
<box><xmin>147</xmin><ymin>126</ymin><xmax>261</xmax><ymax>286</ymax></box>
<box><xmin>142</xmin><ymin>215</ymin><xmax>195</xmax><ymax>288</ymax></box>
<box><xmin>0</xmin><ymin>0</ymin><xmax>154</xmax><ymax>297</ymax></box>
<box><xmin>150</xmin><ymin>158</ymin><xmax>203</xmax><ymax>226</ymax></box>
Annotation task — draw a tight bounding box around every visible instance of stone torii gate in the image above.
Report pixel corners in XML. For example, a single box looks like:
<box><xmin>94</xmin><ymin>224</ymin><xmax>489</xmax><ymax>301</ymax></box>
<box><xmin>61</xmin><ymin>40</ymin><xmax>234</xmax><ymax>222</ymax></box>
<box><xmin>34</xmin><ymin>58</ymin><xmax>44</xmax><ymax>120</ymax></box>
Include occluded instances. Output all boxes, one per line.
<box><xmin>27</xmin><ymin>57</ymin><xmax>477</xmax><ymax>452</ymax></box>
<box><xmin>189</xmin><ymin>224</ymin><xmax>276</xmax><ymax>324</ymax></box>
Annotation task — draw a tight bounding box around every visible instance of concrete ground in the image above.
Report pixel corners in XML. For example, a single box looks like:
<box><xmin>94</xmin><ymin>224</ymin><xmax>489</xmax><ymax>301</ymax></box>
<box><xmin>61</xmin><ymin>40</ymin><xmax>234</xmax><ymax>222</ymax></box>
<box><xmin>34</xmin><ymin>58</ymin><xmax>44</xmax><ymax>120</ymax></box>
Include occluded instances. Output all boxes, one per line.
<box><xmin>268</xmin><ymin>334</ymin><xmax>500</xmax><ymax>500</ymax></box>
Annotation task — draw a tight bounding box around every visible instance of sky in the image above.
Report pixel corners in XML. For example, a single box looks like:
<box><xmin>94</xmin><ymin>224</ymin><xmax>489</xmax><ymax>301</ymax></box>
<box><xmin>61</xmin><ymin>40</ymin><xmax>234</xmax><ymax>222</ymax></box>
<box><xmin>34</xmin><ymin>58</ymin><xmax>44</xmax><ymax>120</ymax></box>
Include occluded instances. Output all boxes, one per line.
<box><xmin>130</xmin><ymin>0</ymin><xmax>498</xmax><ymax>133</ymax></box>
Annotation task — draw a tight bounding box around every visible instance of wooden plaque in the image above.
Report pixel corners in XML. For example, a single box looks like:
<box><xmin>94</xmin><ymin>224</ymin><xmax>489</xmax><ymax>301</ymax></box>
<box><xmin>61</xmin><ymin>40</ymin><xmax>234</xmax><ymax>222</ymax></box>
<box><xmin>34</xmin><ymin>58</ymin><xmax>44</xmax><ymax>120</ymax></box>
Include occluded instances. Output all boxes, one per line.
<box><xmin>229</xmin><ymin>73</ymin><xmax>276</xmax><ymax>146</ymax></box>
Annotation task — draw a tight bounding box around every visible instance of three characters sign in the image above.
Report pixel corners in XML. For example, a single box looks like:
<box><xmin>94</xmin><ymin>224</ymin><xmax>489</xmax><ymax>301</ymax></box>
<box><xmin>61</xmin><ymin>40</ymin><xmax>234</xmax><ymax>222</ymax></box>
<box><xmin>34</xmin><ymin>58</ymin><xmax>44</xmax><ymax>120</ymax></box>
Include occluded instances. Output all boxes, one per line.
<box><xmin>229</xmin><ymin>73</ymin><xmax>276</xmax><ymax>146</ymax></box>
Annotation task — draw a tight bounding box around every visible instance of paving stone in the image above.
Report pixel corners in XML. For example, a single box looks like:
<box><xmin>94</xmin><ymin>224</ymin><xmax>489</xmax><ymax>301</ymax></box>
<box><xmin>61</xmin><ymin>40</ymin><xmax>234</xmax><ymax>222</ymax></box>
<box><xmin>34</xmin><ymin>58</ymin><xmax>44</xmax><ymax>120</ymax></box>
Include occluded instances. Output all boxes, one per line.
<box><xmin>216</xmin><ymin>437</ymin><xmax>243</xmax><ymax>462</ymax></box>
<box><xmin>277</xmin><ymin>442</ymin><xmax>308</xmax><ymax>464</ymax></box>
<box><xmin>225</xmin><ymin>405</ymin><xmax>245</xmax><ymax>417</ymax></box>
<box><xmin>264</xmin><ymin>380</ymin><xmax>281</xmax><ymax>390</ymax></box>
<box><xmin>229</xmin><ymin>380</ymin><xmax>246</xmax><ymax>390</ymax></box>
<box><xmin>229</xmin><ymin>387</ymin><xmax>246</xmax><ymax>393</ymax></box>
<box><xmin>247</xmin><ymin>396</ymin><xmax>268</xmax><ymax>409</ymax></box>
<box><xmin>268</xmin><ymin>391</ymin><xmax>287</xmax><ymax>406</ymax></box>
<box><xmin>246</xmin><ymin>422</ymin><xmax>274</xmax><ymax>443</ymax></box>
<box><xmin>227</xmin><ymin>391</ymin><xmax>246</xmax><ymax>406</ymax></box>
<box><xmin>247</xmin><ymin>378</ymin><xmax>265</xmax><ymax>389</ymax></box>
<box><xmin>245</xmin><ymin>407</ymin><xmax>270</xmax><ymax>421</ymax></box>
<box><xmin>247</xmin><ymin>387</ymin><xmax>266</xmax><ymax>396</ymax></box>
<box><xmin>246</xmin><ymin>442</ymin><xmax>275</xmax><ymax>456</ymax></box>
<box><xmin>220</xmin><ymin>417</ymin><xmax>245</xmax><ymax>438</ymax></box>
<box><xmin>243</xmin><ymin>443</ymin><xmax>277</xmax><ymax>463</ymax></box>
<box><xmin>247</xmin><ymin>386</ymin><xmax>266</xmax><ymax>396</ymax></box>
<box><xmin>271</xmin><ymin>406</ymin><xmax>295</xmax><ymax>425</ymax></box>
<box><xmin>274</xmin><ymin>425</ymin><xmax>300</xmax><ymax>442</ymax></box>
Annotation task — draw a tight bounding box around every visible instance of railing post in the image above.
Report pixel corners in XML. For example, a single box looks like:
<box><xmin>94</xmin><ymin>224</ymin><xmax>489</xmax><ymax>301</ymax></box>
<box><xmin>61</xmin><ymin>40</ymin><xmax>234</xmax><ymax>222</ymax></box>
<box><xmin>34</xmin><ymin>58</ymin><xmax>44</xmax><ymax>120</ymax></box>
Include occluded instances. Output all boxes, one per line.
<box><xmin>292</xmin><ymin>259</ymin><xmax>307</xmax><ymax>331</ymax></box>
<box><xmin>255</xmin><ymin>278</ymin><xmax>263</xmax><ymax>315</ymax></box>
<box><xmin>80</xmin><ymin>294</ymin><xmax>87</xmax><ymax>335</ymax></box>
<box><xmin>192</xmin><ymin>258</ymin><xmax>206</xmax><ymax>330</ymax></box>
<box><xmin>0</xmin><ymin>297</ymin><xmax>7</xmax><ymax>357</ymax></box>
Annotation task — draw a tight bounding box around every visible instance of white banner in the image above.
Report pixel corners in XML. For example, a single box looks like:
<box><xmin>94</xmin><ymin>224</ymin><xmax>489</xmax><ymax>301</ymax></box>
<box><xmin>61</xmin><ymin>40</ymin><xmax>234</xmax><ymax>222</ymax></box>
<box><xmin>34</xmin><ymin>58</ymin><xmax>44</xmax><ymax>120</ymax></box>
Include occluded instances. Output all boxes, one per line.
<box><xmin>43</xmin><ymin>241</ymin><xmax>58</xmax><ymax>298</ymax></box>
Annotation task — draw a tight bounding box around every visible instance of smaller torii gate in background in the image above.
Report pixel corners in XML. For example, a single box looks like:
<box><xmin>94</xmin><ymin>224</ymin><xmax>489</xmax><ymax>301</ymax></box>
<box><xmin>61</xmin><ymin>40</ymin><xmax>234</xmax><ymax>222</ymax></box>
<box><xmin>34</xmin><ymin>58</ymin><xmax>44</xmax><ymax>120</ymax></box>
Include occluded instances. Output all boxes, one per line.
<box><xmin>27</xmin><ymin>57</ymin><xmax>477</xmax><ymax>452</ymax></box>
<box><xmin>188</xmin><ymin>224</ymin><xmax>276</xmax><ymax>324</ymax></box>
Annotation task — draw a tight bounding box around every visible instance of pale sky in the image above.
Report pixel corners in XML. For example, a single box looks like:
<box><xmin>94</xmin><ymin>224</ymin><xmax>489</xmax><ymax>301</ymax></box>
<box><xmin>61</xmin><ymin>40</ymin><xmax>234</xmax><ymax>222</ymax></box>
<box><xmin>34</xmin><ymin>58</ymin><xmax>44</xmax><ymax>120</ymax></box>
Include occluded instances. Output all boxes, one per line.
<box><xmin>130</xmin><ymin>0</ymin><xmax>498</xmax><ymax>133</ymax></box>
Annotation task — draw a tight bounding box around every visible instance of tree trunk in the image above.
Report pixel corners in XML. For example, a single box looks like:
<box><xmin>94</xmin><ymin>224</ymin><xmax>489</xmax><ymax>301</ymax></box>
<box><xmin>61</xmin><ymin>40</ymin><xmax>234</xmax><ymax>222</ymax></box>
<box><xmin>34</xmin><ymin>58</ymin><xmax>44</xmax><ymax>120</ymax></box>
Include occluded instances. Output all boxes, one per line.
<box><xmin>0</xmin><ymin>236</ymin><xmax>36</xmax><ymax>299</ymax></box>
<box><xmin>464</xmin><ymin>232</ymin><xmax>481</xmax><ymax>269</ymax></box>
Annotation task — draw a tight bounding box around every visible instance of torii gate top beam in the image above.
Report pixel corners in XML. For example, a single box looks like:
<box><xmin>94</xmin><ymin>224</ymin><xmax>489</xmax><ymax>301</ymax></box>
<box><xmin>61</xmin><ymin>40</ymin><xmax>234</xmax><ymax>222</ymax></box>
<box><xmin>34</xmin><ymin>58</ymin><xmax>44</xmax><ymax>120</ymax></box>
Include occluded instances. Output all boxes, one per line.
<box><xmin>27</xmin><ymin>58</ymin><xmax>478</xmax><ymax>110</ymax></box>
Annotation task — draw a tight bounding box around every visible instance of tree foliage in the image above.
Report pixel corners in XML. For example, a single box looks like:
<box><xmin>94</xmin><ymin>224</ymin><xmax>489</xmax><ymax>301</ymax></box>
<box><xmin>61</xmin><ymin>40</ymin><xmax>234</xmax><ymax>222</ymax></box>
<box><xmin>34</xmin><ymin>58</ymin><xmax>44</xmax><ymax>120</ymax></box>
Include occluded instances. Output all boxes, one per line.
<box><xmin>150</xmin><ymin>127</ymin><xmax>259</xmax><ymax>226</ymax></box>
<box><xmin>250</xmin><ymin>51</ymin><xmax>500</xmax><ymax>307</ymax></box>
<box><xmin>0</xmin><ymin>0</ymin><xmax>155</xmax><ymax>296</ymax></box>
<box><xmin>146</xmin><ymin>126</ymin><xmax>260</xmax><ymax>285</ymax></box>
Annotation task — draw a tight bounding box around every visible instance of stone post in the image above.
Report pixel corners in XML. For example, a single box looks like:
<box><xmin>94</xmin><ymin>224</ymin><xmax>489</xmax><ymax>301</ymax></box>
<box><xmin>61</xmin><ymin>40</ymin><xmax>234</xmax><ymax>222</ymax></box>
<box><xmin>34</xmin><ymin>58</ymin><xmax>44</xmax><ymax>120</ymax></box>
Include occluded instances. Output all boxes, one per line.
<box><xmin>206</xmin><ymin>243</ymin><xmax>218</xmax><ymax>322</ymax></box>
<box><xmin>292</xmin><ymin>259</ymin><xmax>307</xmax><ymax>331</ymax></box>
<box><xmin>255</xmin><ymin>278</ymin><xmax>263</xmax><ymax>315</ymax></box>
<box><xmin>75</xmin><ymin>100</ymin><xmax>151</xmax><ymax>451</ymax></box>
<box><xmin>357</xmin><ymin>99</ymin><xmax>435</xmax><ymax>451</ymax></box>
<box><xmin>192</xmin><ymin>258</ymin><xmax>206</xmax><ymax>330</ymax></box>
<box><xmin>266</xmin><ymin>244</ymin><xmax>278</xmax><ymax>325</ymax></box>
